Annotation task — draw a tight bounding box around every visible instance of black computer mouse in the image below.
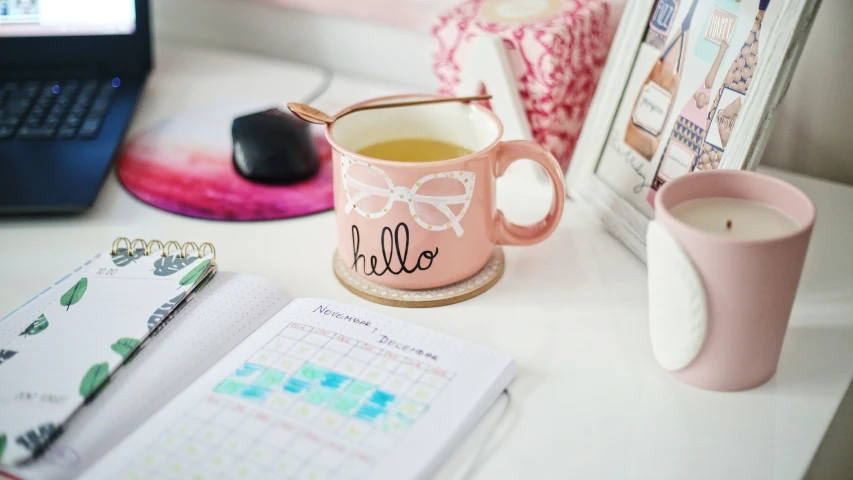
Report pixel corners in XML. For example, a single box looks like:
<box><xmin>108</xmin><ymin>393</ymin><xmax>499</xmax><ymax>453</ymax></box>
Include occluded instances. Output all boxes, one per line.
<box><xmin>232</xmin><ymin>108</ymin><xmax>319</xmax><ymax>185</ymax></box>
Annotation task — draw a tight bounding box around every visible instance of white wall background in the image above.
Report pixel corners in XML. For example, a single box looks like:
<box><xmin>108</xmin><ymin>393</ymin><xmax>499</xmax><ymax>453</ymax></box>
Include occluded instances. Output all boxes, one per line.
<box><xmin>152</xmin><ymin>0</ymin><xmax>851</xmax><ymax>186</ymax></box>
<box><xmin>761</xmin><ymin>0</ymin><xmax>853</xmax><ymax>186</ymax></box>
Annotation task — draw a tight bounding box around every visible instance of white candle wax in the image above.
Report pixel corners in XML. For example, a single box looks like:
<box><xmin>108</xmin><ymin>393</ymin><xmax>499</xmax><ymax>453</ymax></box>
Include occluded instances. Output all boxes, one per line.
<box><xmin>669</xmin><ymin>197</ymin><xmax>800</xmax><ymax>240</ymax></box>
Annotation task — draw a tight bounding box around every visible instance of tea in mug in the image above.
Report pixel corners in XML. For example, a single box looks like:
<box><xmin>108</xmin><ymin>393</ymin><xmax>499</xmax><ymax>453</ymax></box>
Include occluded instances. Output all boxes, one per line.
<box><xmin>357</xmin><ymin>138</ymin><xmax>473</xmax><ymax>162</ymax></box>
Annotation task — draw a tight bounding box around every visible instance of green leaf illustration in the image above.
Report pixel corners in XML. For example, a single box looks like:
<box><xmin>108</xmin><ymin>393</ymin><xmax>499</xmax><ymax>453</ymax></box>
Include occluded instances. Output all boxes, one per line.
<box><xmin>148</xmin><ymin>292</ymin><xmax>187</xmax><ymax>330</ymax></box>
<box><xmin>0</xmin><ymin>433</ymin><xmax>6</xmax><ymax>463</ymax></box>
<box><xmin>19</xmin><ymin>314</ymin><xmax>49</xmax><ymax>337</ymax></box>
<box><xmin>60</xmin><ymin>277</ymin><xmax>88</xmax><ymax>311</ymax></box>
<box><xmin>79</xmin><ymin>362</ymin><xmax>110</xmax><ymax>399</ymax></box>
<box><xmin>178</xmin><ymin>259</ymin><xmax>210</xmax><ymax>288</ymax></box>
<box><xmin>112</xmin><ymin>248</ymin><xmax>146</xmax><ymax>267</ymax></box>
<box><xmin>110</xmin><ymin>338</ymin><xmax>140</xmax><ymax>358</ymax></box>
<box><xmin>153</xmin><ymin>254</ymin><xmax>197</xmax><ymax>277</ymax></box>
<box><xmin>0</xmin><ymin>349</ymin><xmax>17</xmax><ymax>366</ymax></box>
<box><xmin>15</xmin><ymin>423</ymin><xmax>58</xmax><ymax>453</ymax></box>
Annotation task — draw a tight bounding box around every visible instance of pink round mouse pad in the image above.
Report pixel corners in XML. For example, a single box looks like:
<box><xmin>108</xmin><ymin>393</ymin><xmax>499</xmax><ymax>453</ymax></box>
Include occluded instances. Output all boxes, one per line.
<box><xmin>117</xmin><ymin>103</ymin><xmax>333</xmax><ymax>221</ymax></box>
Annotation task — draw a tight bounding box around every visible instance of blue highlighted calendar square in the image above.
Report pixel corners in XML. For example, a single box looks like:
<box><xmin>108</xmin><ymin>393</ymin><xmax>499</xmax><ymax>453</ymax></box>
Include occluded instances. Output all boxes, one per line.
<box><xmin>254</xmin><ymin>369</ymin><xmax>287</xmax><ymax>388</ymax></box>
<box><xmin>345</xmin><ymin>380</ymin><xmax>376</xmax><ymax>398</ymax></box>
<box><xmin>303</xmin><ymin>387</ymin><xmax>337</xmax><ymax>406</ymax></box>
<box><xmin>330</xmin><ymin>394</ymin><xmax>363</xmax><ymax>415</ymax></box>
<box><xmin>295</xmin><ymin>364</ymin><xmax>327</xmax><ymax>383</ymax></box>
<box><xmin>320</xmin><ymin>372</ymin><xmax>351</xmax><ymax>390</ymax></box>
<box><xmin>369</xmin><ymin>390</ymin><xmax>395</xmax><ymax>407</ymax></box>
<box><xmin>283</xmin><ymin>378</ymin><xmax>311</xmax><ymax>394</ymax></box>
<box><xmin>239</xmin><ymin>385</ymin><xmax>271</xmax><ymax>402</ymax></box>
<box><xmin>234</xmin><ymin>363</ymin><xmax>265</xmax><ymax>380</ymax></box>
<box><xmin>354</xmin><ymin>402</ymin><xmax>385</xmax><ymax>423</ymax></box>
<box><xmin>213</xmin><ymin>378</ymin><xmax>246</xmax><ymax>395</ymax></box>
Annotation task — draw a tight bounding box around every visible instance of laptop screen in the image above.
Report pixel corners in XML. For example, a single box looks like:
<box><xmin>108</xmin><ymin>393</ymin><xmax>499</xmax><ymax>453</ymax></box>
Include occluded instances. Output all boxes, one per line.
<box><xmin>0</xmin><ymin>0</ymin><xmax>135</xmax><ymax>37</ymax></box>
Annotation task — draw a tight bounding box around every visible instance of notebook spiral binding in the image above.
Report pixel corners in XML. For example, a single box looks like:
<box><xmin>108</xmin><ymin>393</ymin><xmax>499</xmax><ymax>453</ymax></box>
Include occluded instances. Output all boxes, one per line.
<box><xmin>110</xmin><ymin>237</ymin><xmax>216</xmax><ymax>262</ymax></box>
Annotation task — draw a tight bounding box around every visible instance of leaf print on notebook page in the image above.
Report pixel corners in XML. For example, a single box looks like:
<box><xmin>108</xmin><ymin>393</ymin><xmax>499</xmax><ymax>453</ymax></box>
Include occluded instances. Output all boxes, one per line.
<box><xmin>15</xmin><ymin>423</ymin><xmax>58</xmax><ymax>453</ymax></box>
<box><xmin>79</xmin><ymin>362</ymin><xmax>110</xmax><ymax>399</ymax></box>
<box><xmin>178</xmin><ymin>259</ymin><xmax>210</xmax><ymax>288</ymax></box>
<box><xmin>0</xmin><ymin>349</ymin><xmax>17</xmax><ymax>365</ymax></box>
<box><xmin>153</xmin><ymin>254</ymin><xmax>197</xmax><ymax>276</ymax></box>
<box><xmin>18</xmin><ymin>314</ymin><xmax>49</xmax><ymax>337</ymax></box>
<box><xmin>60</xmin><ymin>278</ymin><xmax>88</xmax><ymax>311</ymax></box>
<box><xmin>147</xmin><ymin>292</ymin><xmax>187</xmax><ymax>330</ymax></box>
<box><xmin>111</xmin><ymin>248</ymin><xmax>146</xmax><ymax>267</ymax></box>
<box><xmin>111</xmin><ymin>338</ymin><xmax>140</xmax><ymax>359</ymax></box>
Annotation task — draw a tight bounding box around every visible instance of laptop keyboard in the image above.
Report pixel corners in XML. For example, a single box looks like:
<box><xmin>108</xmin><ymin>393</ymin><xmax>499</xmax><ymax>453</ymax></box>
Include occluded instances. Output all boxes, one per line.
<box><xmin>0</xmin><ymin>79</ymin><xmax>118</xmax><ymax>141</ymax></box>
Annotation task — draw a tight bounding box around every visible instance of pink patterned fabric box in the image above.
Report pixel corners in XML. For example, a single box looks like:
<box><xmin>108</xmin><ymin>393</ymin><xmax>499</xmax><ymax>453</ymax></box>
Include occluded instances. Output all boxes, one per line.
<box><xmin>432</xmin><ymin>0</ymin><xmax>616</xmax><ymax>171</ymax></box>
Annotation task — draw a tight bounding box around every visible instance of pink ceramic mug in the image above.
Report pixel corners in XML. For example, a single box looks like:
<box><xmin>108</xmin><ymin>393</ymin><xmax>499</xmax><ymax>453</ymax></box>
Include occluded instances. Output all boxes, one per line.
<box><xmin>327</xmin><ymin>95</ymin><xmax>565</xmax><ymax>289</ymax></box>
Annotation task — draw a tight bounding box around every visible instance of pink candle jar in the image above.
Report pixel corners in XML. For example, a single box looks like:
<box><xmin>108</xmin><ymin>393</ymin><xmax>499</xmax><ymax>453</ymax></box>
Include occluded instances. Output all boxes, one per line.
<box><xmin>647</xmin><ymin>170</ymin><xmax>816</xmax><ymax>391</ymax></box>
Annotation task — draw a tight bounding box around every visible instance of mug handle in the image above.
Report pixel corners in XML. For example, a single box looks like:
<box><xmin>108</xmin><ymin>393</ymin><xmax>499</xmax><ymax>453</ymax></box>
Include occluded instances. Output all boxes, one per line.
<box><xmin>493</xmin><ymin>140</ymin><xmax>565</xmax><ymax>246</ymax></box>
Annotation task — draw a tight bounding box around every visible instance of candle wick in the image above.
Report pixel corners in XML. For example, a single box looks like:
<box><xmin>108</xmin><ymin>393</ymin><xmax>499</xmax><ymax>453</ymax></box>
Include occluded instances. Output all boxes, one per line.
<box><xmin>726</xmin><ymin>220</ymin><xmax>733</xmax><ymax>230</ymax></box>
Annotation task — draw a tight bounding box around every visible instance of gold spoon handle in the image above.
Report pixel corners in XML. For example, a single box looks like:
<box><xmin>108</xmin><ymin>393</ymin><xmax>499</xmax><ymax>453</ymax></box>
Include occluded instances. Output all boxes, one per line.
<box><xmin>287</xmin><ymin>103</ymin><xmax>333</xmax><ymax>124</ymax></box>
<box><xmin>336</xmin><ymin>95</ymin><xmax>492</xmax><ymax>121</ymax></box>
<box><xmin>289</xmin><ymin>95</ymin><xmax>492</xmax><ymax>125</ymax></box>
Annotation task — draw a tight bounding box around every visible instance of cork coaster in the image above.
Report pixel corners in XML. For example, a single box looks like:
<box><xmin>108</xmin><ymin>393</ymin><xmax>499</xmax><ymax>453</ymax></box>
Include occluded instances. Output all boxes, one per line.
<box><xmin>333</xmin><ymin>247</ymin><xmax>504</xmax><ymax>308</ymax></box>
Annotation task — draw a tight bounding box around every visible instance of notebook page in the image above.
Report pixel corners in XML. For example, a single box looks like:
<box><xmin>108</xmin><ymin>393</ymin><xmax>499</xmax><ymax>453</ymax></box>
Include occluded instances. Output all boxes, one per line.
<box><xmin>5</xmin><ymin>273</ymin><xmax>293</xmax><ymax>480</ymax></box>
<box><xmin>82</xmin><ymin>298</ymin><xmax>516</xmax><ymax>480</ymax></box>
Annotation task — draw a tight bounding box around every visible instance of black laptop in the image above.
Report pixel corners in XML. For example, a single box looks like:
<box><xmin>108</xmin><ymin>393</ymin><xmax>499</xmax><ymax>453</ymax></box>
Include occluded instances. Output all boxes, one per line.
<box><xmin>0</xmin><ymin>0</ymin><xmax>151</xmax><ymax>213</ymax></box>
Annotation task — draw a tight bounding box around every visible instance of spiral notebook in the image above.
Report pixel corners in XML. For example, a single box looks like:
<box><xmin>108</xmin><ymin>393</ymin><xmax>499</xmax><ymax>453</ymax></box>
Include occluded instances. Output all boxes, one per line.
<box><xmin>1</xmin><ymin>239</ymin><xmax>516</xmax><ymax>480</ymax></box>
<box><xmin>0</xmin><ymin>239</ymin><xmax>217</xmax><ymax>467</ymax></box>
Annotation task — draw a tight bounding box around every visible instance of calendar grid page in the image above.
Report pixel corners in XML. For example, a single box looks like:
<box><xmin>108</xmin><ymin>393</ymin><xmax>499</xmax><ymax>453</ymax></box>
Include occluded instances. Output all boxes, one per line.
<box><xmin>81</xmin><ymin>298</ymin><xmax>515</xmax><ymax>480</ymax></box>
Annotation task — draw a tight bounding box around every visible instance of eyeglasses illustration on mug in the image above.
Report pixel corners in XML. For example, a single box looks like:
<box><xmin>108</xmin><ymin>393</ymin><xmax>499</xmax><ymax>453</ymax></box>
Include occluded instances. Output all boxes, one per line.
<box><xmin>341</xmin><ymin>157</ymin><xmax>476</xmax><ymax>237</ymax></box>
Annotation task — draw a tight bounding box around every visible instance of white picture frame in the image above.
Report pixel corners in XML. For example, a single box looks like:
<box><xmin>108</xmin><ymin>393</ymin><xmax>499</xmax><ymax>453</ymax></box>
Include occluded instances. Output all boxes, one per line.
<box><xmin>566</xmin><ymin>0</ymin><xmax>822</xmax><ymax>261</ymax></box>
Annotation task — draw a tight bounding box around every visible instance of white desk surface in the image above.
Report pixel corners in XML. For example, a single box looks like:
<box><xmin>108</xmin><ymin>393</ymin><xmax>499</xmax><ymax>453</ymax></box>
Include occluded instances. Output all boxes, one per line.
<box><xmin>2</xmin><ymin>42</ymin><xmax>853</xmax><ymax>480</ymax></box>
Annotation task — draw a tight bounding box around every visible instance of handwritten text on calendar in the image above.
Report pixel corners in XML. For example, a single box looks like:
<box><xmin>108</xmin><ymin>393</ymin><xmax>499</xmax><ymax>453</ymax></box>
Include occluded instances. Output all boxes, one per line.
<box><xmin>311</xmin><ymin>304</ymin><xmax>440</xmax><ymax>361</ymax></box>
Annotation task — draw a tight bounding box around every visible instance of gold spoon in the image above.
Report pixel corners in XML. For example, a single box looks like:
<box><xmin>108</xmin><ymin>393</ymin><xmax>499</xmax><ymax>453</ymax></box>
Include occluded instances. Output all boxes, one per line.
<box><xmin>286</xmin><ymin>95</ymin><xmax>492</xmax><ymax>125</ymax></box>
